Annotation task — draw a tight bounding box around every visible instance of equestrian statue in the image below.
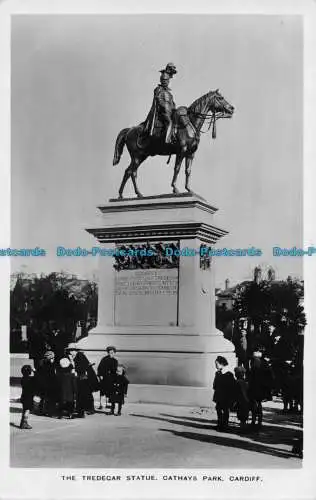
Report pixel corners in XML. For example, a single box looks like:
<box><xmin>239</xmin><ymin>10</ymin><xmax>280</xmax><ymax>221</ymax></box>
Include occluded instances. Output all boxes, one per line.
<box><xmin>113</xmin><ymin>63</ymin><xmax>234</xmax><ymax>198</ymax></box>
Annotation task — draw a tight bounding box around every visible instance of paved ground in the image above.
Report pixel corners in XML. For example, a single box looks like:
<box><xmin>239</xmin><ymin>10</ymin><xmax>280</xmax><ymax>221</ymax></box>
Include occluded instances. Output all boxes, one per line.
<box><xmin>10</xmin><ymin>386</ymin><xmax>302</xmax><ymax>468</ymax></box>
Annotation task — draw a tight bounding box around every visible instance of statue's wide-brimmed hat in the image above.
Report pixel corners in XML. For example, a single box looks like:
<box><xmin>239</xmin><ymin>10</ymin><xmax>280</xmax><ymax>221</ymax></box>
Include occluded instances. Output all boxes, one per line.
<box><xmin>160</xmin><ymin>62</ymin><xmax>177</xmax><ymax>75</ymax></box>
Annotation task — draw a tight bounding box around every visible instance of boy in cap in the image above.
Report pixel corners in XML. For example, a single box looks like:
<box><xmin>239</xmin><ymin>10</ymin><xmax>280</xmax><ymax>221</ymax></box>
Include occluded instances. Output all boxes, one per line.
<box><xmin>20</xmin><ymin>365</ymin><xmax>35</xmax><ymax>429</ymax></box>
<box><xmin>97</xmin><ymin>346</ymin><xmax>118</xmax><ymax>410</ymax></box>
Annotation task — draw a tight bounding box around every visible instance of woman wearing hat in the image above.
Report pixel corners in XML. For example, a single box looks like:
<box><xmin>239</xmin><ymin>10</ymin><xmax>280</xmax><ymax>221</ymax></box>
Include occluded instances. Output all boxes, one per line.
<box><xmin>65</xmin><ymin>343</ymin><xmax>98</xmax><ymax>416</ymax></box>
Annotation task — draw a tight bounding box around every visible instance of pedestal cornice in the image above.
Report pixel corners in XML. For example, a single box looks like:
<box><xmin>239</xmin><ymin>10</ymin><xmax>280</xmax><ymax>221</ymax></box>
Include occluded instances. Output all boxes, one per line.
<box><xmin>87</xmin><ymin>221</ymin><xmax>228</xmax><ymax>244</ymax></box>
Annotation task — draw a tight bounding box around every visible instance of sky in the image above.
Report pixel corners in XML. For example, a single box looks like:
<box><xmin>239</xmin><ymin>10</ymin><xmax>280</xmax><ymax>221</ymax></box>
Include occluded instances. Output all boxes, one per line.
<box><xmin>11</xmin><ymin>14</ymin><xmax>303</xmax><ymax>288</ymax></box>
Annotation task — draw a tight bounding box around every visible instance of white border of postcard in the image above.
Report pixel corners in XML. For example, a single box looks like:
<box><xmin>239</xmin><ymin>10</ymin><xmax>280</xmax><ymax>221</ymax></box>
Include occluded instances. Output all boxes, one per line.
<box><xmin>1</xmin><ymin>1</ymin><xmax>316</xmax><ymax>499</ymax></box>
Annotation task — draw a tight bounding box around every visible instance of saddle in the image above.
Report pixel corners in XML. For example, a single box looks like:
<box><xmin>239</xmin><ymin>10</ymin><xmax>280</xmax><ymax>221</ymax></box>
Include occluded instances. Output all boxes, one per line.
<box><xmin>148</xmin><ymin>106</ymin><xmax>196</xmax><ymax>141</ymax></box>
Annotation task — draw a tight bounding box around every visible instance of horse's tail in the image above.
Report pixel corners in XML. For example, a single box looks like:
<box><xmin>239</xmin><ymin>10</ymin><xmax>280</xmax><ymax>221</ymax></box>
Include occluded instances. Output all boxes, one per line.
<box><xmin>113</xmin><ymin>128</ymin><xmax>129</xmax><ymax>166</ymax></box>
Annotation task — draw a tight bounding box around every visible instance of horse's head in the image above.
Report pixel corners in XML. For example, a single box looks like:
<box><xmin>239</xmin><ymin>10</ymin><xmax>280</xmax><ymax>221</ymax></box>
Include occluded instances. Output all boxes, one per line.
<box><xmin>210</xmin><ymin>89</ymin><xmax>234</xmax><ymax>117</ymax></box>
<box><xmin>187</xmin><ymin>89</ymin><xmax>234</xmax><ymax>139</ymax></box>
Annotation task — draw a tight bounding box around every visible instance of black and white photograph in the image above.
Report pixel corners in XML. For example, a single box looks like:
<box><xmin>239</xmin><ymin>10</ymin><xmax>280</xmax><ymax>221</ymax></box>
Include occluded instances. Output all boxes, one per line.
<box><xmin>2</xmin><ymin>1</ymin><xmax>316</xmax><ymax>499</ymax></box>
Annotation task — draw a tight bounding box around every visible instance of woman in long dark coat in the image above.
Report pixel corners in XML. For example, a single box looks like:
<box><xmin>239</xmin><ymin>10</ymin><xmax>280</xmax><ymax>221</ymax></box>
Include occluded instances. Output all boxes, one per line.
<box><xmin>35</xmin><ymin>350</ymin><xmax>59</xmax><ymax>416</ymax></box>
<box><xmin>57</xmin><ymin>358</ymin><xmax>77</xmax><ymax>418</ymax></box>
<box><xmin>65</xmin><ymin>344</ymin><xmax>99</xmax><ymax>415</ymax></box>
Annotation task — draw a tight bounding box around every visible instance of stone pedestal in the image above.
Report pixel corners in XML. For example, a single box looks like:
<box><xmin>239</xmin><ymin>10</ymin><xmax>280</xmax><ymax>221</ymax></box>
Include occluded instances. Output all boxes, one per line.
<box><xmin>77</xmin><ymin>193</ymin><xmax>236</xmax><ymax>406</ymax></box>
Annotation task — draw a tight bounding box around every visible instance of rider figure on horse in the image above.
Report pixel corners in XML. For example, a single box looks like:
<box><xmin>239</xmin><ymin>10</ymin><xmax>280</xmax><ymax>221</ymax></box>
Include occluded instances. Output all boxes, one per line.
<box><xmin>144</xmin><ymin>62</ymin><xmax>177</xmax><ymax>144</ymax></box>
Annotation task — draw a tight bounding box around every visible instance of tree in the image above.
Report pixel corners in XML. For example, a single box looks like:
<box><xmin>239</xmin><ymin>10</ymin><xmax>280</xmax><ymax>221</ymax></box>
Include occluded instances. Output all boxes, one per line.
<box><xmin>10</xmin><ymin>272</ymin><xmax>98</xmax><ymax>352</ymax></box>
<box><xmin>232</xmin><ymin>277</ymin><xmax>306</xmax><ymax>363</ymax></box>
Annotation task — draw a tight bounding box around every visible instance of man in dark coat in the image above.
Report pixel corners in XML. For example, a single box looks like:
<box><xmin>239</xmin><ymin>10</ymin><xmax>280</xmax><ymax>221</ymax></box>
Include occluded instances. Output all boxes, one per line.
<box><xmin>97</xmin><ymin>346</ymin><xmax>118</xmax><ymax>408</ymax></box>
<box><xmin>213</xmin><ymin>356</ymin><xmax>236</xmax><ymax>431</ymax></box>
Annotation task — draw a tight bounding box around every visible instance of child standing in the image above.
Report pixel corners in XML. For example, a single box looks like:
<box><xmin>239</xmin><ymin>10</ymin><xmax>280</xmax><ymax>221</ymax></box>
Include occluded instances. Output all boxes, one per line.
<box><xmin>97</xmin><ymin>346</ymin><xmax>118</xmax><ymax>409</ymax></box>
<box><xmin>20</xmin><ymin>365</ymin><xmax>35</xmax><ymax>429</ymax></box>
<box><xmin>109</xmin><ymin>365</ymin><xmax>129</xmax><ymax>416</ymax></box>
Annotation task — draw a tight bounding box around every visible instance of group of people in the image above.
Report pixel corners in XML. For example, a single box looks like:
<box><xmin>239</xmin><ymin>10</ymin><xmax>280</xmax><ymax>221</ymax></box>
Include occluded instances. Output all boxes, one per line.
<box><xmin>19</xmin><ymin>345</ymin><xmax>129</xmax><ymax>429</ymax></box>
<box><xmin>19</xmin><ymin>342</ymin><xmax>296</xmax><ymax>440</ymax></box>
<box><xmin>213</xmin><ymin>352</ymin><xmax>274</xmax><ymax>433</ymax></box>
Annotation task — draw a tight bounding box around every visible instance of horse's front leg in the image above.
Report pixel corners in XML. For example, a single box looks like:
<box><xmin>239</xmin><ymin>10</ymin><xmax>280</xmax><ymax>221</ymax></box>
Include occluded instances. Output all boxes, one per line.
<box><xmin>171</xmin><ymin>154</ymin><xmax>184</xmax><ymax>194</ymax></box>
<box><xmin>185</xmin><ymin>155</ymin><xmax>194</xmax><ymax>193</ymax></box>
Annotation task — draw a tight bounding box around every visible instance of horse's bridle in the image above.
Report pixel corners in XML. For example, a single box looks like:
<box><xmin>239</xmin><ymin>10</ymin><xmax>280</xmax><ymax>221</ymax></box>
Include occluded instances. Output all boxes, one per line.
<box><xmin>190</xmin><ymin>94</ymin><xmax>233</xmax><ymax>138</ymax></box>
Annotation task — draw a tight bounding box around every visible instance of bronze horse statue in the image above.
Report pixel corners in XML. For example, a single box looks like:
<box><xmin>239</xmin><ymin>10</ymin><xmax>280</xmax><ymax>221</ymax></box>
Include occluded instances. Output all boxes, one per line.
<box><xmin>113</xmin><ymin>89</ymin><xmax>234</xmax><ymax>198</ymax></box>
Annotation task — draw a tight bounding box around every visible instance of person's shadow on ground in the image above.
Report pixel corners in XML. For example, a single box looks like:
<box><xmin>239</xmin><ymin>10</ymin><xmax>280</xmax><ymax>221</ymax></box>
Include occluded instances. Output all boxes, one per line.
<box><xmin>159</xmin><ymin>428</ymin><xmax>299</xmax><ymax>462</ymax></box>
<box><xmin>130</xmin><ymin>413</ymin><xmax>216</xmax><ymax>430</ymax></box>
<box><xmin>131</xmin><ymin>412</ymin><xmax>302</xmax><ymax>461</ymax></box>
<box><xmin>242</xmin><ymin>422</ymin><xmax>302</xmax><ymax>448</ymax></box>
<box><xmin>161</xmin><ymin>409</ymin><xmax>303</xmax><ymax>447</ymax></box>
